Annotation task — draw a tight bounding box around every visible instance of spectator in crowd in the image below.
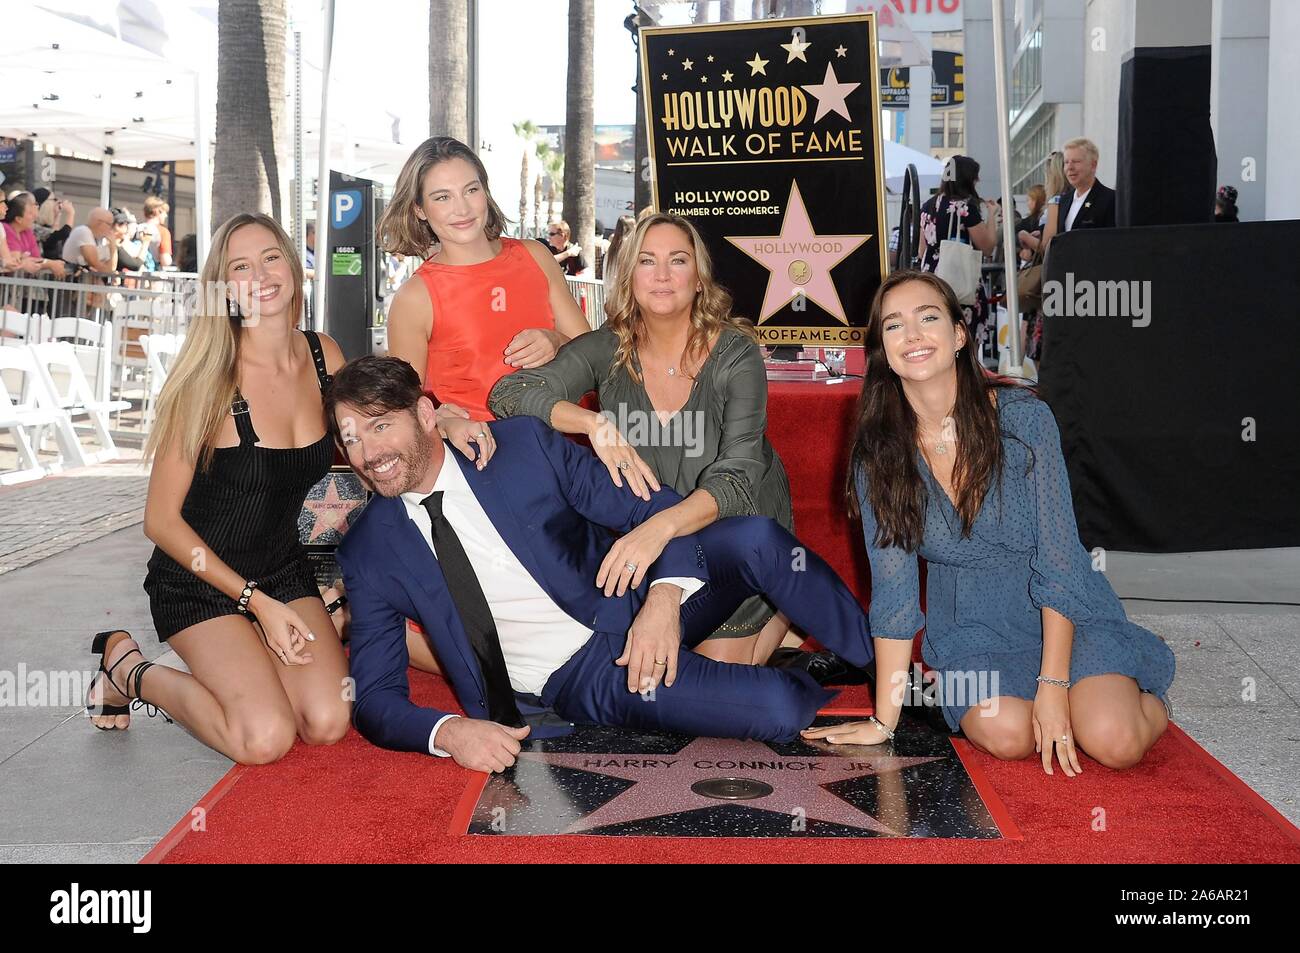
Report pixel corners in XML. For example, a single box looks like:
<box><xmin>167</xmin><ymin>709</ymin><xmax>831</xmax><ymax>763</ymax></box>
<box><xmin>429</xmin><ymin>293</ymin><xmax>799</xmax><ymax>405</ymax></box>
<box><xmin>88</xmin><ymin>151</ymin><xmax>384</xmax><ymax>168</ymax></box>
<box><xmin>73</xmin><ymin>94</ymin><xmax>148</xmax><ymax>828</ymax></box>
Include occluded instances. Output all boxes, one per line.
<box><xmin>114</xmin><ymin>208</ymin><xmax>152</xmax><ymax>272</ymax></box>
<box><xmin>2</xmin><ymin>192</ymin><xmax>66</xmax><ymax>277</ymax></box>
<box><xmin>546</xmin><ymin>219</ymin><xmax>588</xmax><ymax>277</ymax></box>
<box><xmin>602</xmin><ymin>214</ymin><xmax>635</xmax><ymax>299</ymax></box>
<box><xmin>140</xmin><ymin>196</ymin><xmax>174</xmax><ymax>267</ymax></box>
<box><xmin>304</xmin><ymin>221</ymin><xmax>316</xmax><ymax>270</ymax></box>
<box><xmin>918</xmin><ymin>155</ymin><xmax>998</xmax><ymax>356</ymax></box>
<box><xmin>34</xmin><ymin>188</ymin><xmax>76</xmax><ymax>261</ymax></box>
<box><xmin>1027</xmin><ymin>151</ymin><xmax>1067</xmax><ymax>256</ymax></box>
<box><xmin>1041</xmin><ymin>138</ymin><xmax>1115</xmax><ymax>251</ymax></box>
<box><xmin>1214</xmin><ymin>185</ymin><xmax>1240</xmax><ymax>222</ymax></box>
<box><xmin>176</xmin><ymin>233</ymin><xmax>198</xmax><ymax>273</ymax></box>
<box><xmin>63</xmin><ymin>207</ymin><xmax>122</xmax><ymax>274</ymax></box>
<box><xmin>0</xmin><ymin>194</ymin><xmax>17</xmax><ymax>272</ymax></box>
<box><xmin>1017</xmin><ymin>184</ymin><xmax>1048</xmax><ymax>260</ymax></box>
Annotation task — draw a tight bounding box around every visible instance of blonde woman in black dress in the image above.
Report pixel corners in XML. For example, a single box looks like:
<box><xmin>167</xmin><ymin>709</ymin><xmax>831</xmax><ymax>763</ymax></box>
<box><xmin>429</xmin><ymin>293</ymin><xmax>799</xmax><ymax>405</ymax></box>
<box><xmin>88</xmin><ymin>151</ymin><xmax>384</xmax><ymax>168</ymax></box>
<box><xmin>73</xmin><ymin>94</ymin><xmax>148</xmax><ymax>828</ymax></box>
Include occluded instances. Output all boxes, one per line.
<box><xmin>83</xmin><ymin>215</ymin><xmax>372</xmax><ymax>763</ymax></box>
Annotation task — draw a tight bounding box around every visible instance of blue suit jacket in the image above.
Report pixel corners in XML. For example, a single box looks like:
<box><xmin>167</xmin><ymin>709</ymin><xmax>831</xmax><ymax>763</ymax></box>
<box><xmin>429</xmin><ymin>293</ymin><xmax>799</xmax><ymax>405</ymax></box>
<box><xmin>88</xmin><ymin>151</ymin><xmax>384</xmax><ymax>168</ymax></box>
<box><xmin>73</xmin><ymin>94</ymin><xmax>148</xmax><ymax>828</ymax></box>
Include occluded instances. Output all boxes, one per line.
<box><xmin>336</xmin><ymin>416</ymin><xmax>709</xmax><ymax>754</ymax></box>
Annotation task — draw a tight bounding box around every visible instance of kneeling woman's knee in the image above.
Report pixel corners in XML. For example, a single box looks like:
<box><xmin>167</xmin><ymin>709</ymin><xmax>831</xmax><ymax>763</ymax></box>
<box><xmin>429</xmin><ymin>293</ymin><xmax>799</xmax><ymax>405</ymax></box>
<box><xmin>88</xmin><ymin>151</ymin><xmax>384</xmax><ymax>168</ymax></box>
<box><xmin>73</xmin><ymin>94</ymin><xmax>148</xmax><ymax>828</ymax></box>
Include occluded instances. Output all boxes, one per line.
<box><xmin>1079</xmin><ymin>719</ymin><xmax>1148</xmax><ymax>770</ymax></box>
<box><xmin>299</xmin><ymin>703</ymin><xmax>352</xmax><ymax>746</ymax></box>
<box><xmin>967</xmin><ymin>713</ymin><xmax>1036</xmax><ymax>761</ymax></box>
<box><xmin>233</xmin><ymin>718</ymin><xmax>297</xmax><ymax>765</ymax></box>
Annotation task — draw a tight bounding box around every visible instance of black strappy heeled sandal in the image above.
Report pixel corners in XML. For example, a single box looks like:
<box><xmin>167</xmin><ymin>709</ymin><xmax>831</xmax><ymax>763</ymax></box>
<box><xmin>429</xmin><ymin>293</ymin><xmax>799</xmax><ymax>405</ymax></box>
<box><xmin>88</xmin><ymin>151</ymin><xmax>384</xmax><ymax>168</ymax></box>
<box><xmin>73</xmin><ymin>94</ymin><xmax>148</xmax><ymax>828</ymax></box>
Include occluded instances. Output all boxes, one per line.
<box><xmin>85</xmin><ymin>630</ymin><xmax>174</xmax><ymax>727</ymax></box>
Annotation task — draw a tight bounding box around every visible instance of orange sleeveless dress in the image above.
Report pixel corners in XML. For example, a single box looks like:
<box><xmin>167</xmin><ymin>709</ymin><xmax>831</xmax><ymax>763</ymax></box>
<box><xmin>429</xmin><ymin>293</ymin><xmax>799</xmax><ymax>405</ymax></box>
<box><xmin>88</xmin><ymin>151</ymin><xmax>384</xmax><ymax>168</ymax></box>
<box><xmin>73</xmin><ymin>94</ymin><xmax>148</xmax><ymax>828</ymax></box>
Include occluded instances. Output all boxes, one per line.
<box><xmin>412</xmin><ymin>237</ymin><xmax>556</xmax><ymax>420</ymax></box>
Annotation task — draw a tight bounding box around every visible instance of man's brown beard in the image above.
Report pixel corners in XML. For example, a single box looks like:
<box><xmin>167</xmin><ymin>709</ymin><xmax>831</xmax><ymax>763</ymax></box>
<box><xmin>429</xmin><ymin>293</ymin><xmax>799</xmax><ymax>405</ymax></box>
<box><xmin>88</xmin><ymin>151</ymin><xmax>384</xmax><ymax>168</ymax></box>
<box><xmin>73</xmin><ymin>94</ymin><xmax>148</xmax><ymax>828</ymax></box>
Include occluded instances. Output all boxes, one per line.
<box><xmin>365</xmin><ymin>419</ymin><xmax>436</xmax><ymax>497</ymax></box>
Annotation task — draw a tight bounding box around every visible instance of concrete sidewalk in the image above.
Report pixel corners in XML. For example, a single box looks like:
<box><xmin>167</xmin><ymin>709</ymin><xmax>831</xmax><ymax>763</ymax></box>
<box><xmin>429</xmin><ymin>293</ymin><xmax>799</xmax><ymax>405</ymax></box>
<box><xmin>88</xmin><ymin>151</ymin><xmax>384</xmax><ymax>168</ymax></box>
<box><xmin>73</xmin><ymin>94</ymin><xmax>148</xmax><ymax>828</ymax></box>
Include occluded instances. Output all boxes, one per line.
<box><xmin>0</xmin><ymin>474</ymin><xmax>1296</xmax><ymax>862</ymax></box>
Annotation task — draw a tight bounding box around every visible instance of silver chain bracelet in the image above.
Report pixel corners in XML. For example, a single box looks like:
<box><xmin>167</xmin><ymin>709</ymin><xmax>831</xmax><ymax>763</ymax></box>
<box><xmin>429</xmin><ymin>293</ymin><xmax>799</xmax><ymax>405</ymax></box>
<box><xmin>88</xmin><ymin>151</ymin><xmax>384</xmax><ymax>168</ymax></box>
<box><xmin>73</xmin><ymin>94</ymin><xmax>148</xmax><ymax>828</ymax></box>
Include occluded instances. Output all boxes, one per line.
<box><xmin>1036</xmin><ymin>675</ymin><xmax>1071</xmax><ymax>689</ymax></box>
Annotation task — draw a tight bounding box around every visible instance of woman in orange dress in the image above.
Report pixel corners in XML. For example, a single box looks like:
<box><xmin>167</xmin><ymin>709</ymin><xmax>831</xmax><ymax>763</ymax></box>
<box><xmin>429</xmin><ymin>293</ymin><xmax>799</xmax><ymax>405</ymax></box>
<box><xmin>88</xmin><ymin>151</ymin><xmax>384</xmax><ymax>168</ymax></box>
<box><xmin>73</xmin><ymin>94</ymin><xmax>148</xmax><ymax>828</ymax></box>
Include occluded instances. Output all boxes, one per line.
<box><xmin>377</xmin><ymin>136</ymin><xmax>590</xmax><ymax>673</ymax></box>
<box><xmin>380</xmin><ymin>136</ymin><xmax>589</xmax><ymax>417</ymax></box>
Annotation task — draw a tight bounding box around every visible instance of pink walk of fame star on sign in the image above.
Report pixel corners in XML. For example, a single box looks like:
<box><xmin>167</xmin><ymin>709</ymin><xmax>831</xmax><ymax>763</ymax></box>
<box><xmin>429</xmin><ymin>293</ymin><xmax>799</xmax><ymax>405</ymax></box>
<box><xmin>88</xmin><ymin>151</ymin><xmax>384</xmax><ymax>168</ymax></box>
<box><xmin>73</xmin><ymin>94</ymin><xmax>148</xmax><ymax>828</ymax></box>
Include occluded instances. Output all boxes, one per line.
<box><xmin>725</xmin><ymin>181</ymin><xmax>870</xmax><ymax>325</ymax></box>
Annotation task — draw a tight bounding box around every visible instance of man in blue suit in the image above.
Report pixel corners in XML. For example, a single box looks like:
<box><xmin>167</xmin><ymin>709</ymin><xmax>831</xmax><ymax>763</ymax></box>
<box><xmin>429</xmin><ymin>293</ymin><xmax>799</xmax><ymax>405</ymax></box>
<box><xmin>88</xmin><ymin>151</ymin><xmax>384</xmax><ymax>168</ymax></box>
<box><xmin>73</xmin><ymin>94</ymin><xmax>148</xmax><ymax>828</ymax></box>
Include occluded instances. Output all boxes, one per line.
<box><xmin>327</xmin><ymin>357</ymin><xmax>874</xmax><ymax>774</ymax></box>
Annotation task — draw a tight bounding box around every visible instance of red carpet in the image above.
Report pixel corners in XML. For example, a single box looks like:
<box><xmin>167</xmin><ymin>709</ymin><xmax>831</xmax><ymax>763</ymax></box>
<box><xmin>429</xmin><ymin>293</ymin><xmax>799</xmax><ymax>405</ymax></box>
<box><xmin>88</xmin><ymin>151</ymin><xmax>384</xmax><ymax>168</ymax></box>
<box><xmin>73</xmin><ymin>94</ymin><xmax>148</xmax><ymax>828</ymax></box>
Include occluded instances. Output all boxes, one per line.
<box><xmin>147</xmin><ymin>670</ymin><xmax>1300</xmax><ymax>864</ymax></box>
<box><xmin>144</xmin><ymin>382</ymin><xmax>1298</xmax><ymax>862</ymax></box>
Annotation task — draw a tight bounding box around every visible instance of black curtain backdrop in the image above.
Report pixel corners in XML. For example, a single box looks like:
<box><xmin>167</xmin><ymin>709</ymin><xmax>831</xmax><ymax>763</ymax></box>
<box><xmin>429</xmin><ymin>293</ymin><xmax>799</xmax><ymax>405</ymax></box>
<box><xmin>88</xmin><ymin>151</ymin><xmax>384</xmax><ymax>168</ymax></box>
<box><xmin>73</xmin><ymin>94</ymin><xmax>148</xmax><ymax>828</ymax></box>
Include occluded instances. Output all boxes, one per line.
<box><xmin>1038</xmin><ymin>222</ymin><xmax>1300</xmax><ymax>552</ymax></box>
<box><xmin>1115</xmin><ymin>45</ymin><xmax>1216</xmax><ymax>227</ymax></box>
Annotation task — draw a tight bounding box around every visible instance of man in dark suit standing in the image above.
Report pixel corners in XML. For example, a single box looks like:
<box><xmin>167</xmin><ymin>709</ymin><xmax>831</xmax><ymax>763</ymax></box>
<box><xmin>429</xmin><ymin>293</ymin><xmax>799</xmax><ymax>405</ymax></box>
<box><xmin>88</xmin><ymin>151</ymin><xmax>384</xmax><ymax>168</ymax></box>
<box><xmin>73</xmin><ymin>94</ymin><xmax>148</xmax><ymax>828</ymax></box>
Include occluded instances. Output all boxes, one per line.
<box><xmin>326</xmin><ymin>357</ymin><xmax>877</xmax><ymax>774</ymax></box>
<box><xmin>1043</xmin><ymin>137</ymin><xmax>1116</xmax><ymax>251</ymax></box>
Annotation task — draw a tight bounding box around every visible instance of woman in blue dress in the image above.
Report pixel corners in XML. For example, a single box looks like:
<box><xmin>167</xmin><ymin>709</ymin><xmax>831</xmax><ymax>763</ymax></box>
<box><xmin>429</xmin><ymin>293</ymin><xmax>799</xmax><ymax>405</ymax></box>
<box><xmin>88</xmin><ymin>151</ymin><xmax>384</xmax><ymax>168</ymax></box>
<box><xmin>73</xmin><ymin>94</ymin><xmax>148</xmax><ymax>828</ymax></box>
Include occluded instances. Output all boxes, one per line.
<box><xmin>803</xmin><ymin>271</ymin><xmax>1174</xmax><ymax>775</ymax></box>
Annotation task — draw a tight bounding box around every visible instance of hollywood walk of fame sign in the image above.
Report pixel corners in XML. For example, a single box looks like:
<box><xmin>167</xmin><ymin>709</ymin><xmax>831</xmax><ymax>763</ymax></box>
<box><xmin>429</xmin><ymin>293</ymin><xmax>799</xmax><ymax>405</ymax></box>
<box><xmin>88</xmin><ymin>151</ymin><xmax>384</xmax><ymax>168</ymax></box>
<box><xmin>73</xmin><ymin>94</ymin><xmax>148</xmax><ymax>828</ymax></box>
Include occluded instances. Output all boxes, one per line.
<box><xmin>463</xmin><ymin>718</ymin><xmax>1008</xmax><ymax>839</ymax></box>
<box><xmin>640</xmin><ymin>14</ymin><xmax>888</xmax><ymax>346</ymax></box>
<box><xmin>298</xmin><ymin>465</ymin><xmax>371</xmax><ymax>587</ymax></box>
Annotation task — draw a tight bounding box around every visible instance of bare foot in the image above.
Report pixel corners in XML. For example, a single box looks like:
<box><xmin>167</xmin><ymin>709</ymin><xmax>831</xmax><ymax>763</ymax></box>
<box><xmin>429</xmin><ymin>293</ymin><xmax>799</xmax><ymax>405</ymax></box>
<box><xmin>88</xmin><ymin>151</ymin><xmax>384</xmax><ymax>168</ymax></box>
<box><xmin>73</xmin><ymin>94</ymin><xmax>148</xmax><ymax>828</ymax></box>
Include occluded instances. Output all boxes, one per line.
<box><xmin>87</xmin><ymin>631</ymin><xmax>141</xmax><ymax>731</ymax></box>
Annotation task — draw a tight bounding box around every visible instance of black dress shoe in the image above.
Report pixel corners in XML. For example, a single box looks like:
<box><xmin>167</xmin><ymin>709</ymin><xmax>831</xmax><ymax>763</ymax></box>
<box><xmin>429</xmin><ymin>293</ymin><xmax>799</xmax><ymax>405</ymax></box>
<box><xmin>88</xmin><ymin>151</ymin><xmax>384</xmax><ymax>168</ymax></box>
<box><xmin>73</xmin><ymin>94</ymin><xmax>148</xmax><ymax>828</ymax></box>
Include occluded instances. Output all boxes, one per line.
<box><xmin>766</xmin><ymin>648</ymin><xmax>871</xmax><ymax>686</ymax></box>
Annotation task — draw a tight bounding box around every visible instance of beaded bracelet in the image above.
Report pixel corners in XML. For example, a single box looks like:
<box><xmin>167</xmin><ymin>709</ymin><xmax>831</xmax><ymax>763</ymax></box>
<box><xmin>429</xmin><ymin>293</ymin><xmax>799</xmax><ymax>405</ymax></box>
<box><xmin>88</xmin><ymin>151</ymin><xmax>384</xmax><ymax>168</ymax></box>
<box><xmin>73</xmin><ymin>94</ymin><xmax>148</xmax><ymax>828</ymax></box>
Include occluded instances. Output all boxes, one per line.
<box><xmin>1036</xmin><ymin>675</ymin><xmax>1071</xmax><ymax>689</ymax></box>
<box><xmin>236</xmin><ymin>580</ymin><xmax>259</xmax><ymax>615</ymax></box>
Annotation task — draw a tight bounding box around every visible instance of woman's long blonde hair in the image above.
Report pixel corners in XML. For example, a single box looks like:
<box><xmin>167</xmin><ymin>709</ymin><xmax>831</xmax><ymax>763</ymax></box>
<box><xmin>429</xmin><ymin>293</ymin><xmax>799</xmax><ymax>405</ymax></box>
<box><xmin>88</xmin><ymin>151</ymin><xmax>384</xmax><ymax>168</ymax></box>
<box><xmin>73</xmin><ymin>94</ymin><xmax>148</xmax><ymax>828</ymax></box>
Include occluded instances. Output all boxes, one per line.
<box><xmin>144</xmin><ymin>213</ymin><xmax>305</xmax><ymax>470</ymax></box>
<box><xmin>1044</xmin><ymin>150</ymin><xmax>1066</xmax><ymax>198</ymax></box>
<box><xmin>603</xmin><ymin>212</ymin><xmax>755</xmax><ymax>383</ymax></box>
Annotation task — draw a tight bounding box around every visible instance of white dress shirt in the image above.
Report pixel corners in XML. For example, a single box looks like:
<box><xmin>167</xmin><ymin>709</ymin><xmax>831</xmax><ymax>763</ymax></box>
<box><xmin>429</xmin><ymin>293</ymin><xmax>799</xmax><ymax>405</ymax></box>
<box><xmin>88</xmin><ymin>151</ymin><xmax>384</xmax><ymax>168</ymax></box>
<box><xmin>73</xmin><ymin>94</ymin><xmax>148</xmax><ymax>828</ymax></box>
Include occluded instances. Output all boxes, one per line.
<box><xmin>401</xmin><ymin>448</ymin><xmax>702</xmax><ymax>756</ymax></box>
<box><xmin>1064</xmin><ymin>186</ymin><xmax>1090</xmax><ymax>231</ymax></box>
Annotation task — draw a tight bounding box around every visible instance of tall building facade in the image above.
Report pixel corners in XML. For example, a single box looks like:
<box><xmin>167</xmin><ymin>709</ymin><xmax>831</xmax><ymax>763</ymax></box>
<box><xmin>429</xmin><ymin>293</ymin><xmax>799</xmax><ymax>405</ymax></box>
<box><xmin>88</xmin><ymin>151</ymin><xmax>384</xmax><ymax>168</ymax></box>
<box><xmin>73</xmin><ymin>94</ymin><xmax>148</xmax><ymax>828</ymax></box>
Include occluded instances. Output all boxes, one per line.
<box><xmin>962</xmin><ymin>0</ymin><xmax>1299</xmax><ymax>219</ymax></box>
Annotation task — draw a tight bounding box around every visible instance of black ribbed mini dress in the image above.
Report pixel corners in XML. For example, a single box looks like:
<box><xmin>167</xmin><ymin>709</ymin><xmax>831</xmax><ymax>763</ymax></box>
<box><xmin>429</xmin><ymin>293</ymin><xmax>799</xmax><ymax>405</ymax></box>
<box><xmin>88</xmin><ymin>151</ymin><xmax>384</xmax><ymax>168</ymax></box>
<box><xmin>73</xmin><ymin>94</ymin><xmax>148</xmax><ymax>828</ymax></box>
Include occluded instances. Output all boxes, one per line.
<box><xmin>143</xmin><ymin>330</ymin><xmax>335</xmax><ymax>641</ymax></box>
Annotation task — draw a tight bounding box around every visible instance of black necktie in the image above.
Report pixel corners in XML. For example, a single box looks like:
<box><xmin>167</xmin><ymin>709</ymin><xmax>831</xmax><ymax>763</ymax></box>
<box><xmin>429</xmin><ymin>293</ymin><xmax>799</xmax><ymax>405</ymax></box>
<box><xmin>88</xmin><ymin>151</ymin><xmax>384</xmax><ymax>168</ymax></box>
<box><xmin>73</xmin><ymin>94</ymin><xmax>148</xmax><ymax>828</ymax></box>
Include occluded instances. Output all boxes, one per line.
<box><xmin>420</xmin><ymin>491</ymin><xmax>525</xmax><ymax>728</ymax></box>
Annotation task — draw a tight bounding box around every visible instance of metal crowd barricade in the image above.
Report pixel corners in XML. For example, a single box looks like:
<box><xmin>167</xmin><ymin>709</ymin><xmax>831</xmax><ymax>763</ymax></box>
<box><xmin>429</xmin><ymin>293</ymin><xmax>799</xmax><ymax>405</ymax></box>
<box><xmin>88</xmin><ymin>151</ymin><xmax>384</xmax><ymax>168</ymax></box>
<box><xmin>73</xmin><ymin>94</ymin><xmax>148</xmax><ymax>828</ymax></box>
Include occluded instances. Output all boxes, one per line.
<box><xmin>1</xmin><ymin>271</ymin><xmax>199</xmax><ymax>436</ymax></box>
<box><xmin>565</xmin><ymin>276</ymin><xmax>607</xmax><ymax>330</ymax></box>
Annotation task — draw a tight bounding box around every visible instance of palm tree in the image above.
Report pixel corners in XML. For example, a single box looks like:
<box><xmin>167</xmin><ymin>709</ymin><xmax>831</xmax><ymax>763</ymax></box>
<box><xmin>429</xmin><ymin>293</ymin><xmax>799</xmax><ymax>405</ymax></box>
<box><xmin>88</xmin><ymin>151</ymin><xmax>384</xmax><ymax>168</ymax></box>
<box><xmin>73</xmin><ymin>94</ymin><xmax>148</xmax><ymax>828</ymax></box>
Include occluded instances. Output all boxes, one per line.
<box><xmin>562</xmin><ymin>0</ymin><xmax>595</xmax><ymax>270</ymax></box>
<box><xmin>429</xmin><ymin>0</ymin><xmax>469</xmax><ymax>141</ymax></box>
<box><xmin>533</xmin><ymin>173</ymin><xmax>543</xmax><ymax>237</ymax></box>
<box><xmin>513</xmin><ymin>119</ymin><xmax>543</xmax><ymax>237</ymax></box>
<box><xmin>537</xmin><ymin>142</ymin><xmax>565</xmax><ymax>226</ymax></box>
<box><xmin>211</xmin><ymin>0</ymin><xmax>287</xmax><ymax>229</ymax></box>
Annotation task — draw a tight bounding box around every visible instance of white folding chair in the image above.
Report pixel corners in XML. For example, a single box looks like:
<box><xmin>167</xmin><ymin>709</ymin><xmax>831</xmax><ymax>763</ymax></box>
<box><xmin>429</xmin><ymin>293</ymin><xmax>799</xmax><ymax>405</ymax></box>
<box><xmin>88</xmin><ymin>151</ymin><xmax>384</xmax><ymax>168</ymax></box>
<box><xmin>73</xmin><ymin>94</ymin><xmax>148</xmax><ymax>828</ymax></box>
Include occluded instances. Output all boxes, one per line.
<box><xmin>0</xmin><ymin>311</ymin><xmax>50</xmax><ymax>345</ymax></box>
<box><xmin>1</xmin><ymin>309</ymin><xmax>32</xmax><ymax>344</ymax></box>
<box><xmin>139</xmin><ymin>332</ymin><xmax>184</xmax><ymax>429</ymax></box>
<box><xmin>111</xmin><ymin>300</ymin><xmax>155</xmax><ymax>395</ymax></box>
<box><xmin>0</xmin><ymin>312</ymin><xmax>49</xmax><ymax>405</ymax></box>
<box><xmin>51</xmin><ymin>316</ymin><xmax>114</xmax><ymax>405</ymax></box>
<box><xmin>0</xmin><ymin>345</ymin><xmax>86</xmax><ymax>480</ymax></box>
<box><xmin>29</xmin><ymin>341</ymin><xmax>129</xmax><ymax>465</ymax></box>
<box><xmin>30</xmin><ymin>312</ymin><xmax>52</xmax><ymax>343</ymax></box>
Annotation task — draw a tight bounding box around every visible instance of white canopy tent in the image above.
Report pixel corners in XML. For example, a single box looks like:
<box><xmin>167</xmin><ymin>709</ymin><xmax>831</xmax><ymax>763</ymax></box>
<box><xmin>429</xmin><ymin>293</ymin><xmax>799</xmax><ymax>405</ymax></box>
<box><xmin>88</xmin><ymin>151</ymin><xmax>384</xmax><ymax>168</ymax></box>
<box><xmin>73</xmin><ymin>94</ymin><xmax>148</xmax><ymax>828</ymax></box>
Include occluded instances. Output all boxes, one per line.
<box><xmin>883</xmin><ymin>139</ymin><xmax>945</xmax><ymax>194</ymax></box>
<box><xmin>0</xmin><ymin>3</ymin><xmax>214</xmax><ymax>257</ymax></box>
<box><xmin>0</xmin><ymin>0</ymin><xmax>397</xmax><ymax>277</ymax></box>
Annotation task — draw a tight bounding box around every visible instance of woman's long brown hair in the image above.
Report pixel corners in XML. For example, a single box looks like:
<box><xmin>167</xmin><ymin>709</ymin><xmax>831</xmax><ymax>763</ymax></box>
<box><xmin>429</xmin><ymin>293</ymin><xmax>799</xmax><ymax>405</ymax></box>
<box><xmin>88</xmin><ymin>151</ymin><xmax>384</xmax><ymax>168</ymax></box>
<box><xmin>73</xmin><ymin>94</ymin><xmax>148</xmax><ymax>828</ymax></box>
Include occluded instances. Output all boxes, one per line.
<box><xmin>378</xmin><ymin>136</ymin><xmax>509</xmax><ymax>257</ymax></box>
<box><xmin>846</xmin><ymin>270</ymin><xmax>1012</xmax><ymax>551</ymax></box>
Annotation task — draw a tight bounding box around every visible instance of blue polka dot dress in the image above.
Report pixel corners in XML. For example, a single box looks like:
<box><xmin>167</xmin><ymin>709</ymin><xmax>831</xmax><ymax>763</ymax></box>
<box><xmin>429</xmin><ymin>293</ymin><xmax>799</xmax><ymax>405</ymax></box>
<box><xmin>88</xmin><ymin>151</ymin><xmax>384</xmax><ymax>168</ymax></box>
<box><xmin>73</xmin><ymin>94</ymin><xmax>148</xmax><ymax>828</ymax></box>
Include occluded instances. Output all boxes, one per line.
<box><xmin>856</xmin><ymin>386</ymin><xmax>1176</xmax><ymax>730</ymax></box>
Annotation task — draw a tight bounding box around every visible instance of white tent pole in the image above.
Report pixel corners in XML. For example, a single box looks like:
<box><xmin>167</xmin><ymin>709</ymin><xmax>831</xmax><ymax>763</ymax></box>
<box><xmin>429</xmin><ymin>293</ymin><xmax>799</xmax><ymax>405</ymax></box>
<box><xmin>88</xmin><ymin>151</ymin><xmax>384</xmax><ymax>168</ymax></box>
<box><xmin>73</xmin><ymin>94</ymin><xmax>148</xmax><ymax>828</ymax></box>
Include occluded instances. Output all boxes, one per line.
<box><xmin>194</xmin><ymin>67</ymin><xmax>212</xmax><ymax>266</ymax></box>
<box><xmin>312</xmin><ymin>0</ymin><xmax>336</xmax><ymax>334</ymax></box>
<box><xmin>100</xmin><ymin>134</ymin><xmax>112</xmax><ymax>206</ymax></box>
<box><xmin>991</xmin><ymin>0</ymin><xmax>1025</xmax><ymax>377</ymax></box>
